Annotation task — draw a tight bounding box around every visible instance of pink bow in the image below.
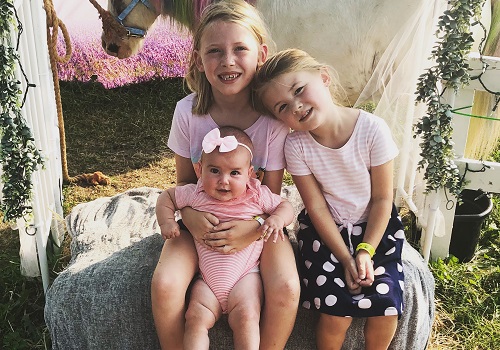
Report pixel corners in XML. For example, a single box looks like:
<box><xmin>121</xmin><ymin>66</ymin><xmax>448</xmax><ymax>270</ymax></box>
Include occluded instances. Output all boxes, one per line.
<box><xmin>202</xmin><ymin>128</ymin><xmax>239</xmax><ymax>154</ymax></box>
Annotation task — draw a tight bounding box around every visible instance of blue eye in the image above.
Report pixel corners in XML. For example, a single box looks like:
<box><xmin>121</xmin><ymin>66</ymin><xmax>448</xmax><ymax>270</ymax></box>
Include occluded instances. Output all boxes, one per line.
<box><xmin>231</xmin><ymin>170</ymin><xmax>241</xmax><ymax>176</ymax></box>
<box><xmin>294</xmin><ymin>86</ymin><xmax>304</xmax><ymax>95</ymax></box>
<box><xmin>210</xmin><ymin>168</ymin><xmax>219</xmax><ymax>174</ymax></box>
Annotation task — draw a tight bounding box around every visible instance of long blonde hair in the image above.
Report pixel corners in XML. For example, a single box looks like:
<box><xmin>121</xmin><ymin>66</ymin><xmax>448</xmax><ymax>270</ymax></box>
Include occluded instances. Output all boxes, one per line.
<box><xmin>254</xmin><ymin>48</ymin><xmax>345</xmax><ymax>116</ymax></box>
<box><xmin>185</xmin><ymin>0</ymin><xmax>274</xmax><ymax>115</ymax></box>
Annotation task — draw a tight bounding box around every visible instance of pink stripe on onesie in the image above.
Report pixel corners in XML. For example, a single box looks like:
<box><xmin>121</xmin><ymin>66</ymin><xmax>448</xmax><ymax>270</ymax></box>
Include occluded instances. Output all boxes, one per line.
<box><xmin>195</xmin><ymin>240</ymin><xmax>263</xmax><ymax>313</ymax></box>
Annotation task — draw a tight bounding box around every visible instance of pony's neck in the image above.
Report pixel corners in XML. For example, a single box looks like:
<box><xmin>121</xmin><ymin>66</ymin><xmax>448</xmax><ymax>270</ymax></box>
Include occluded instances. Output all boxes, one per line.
<box><xmin>161</xmin><ymin>0</ymin><xmax>258</xmax><ymax>30</ymax></box>
<box><xmin>149</xmin><ymin>0</ymin><xmax>163</xmax><ymax>15</ymax></box>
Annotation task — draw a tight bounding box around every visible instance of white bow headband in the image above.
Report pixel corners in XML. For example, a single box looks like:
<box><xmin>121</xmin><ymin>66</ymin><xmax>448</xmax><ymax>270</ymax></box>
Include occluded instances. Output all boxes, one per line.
<box><xmin>202</xmin><ymin>128</ymin><xmax>253</xmax><ymax>159</ymax></box>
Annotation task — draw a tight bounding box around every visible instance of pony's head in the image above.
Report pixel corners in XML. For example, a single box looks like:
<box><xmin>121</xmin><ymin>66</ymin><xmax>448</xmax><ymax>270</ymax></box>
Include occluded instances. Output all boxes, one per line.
<box><xmin>101</xmin><ymin>0</ymin><xmax>161</xmax><ymax>58</ymax></box>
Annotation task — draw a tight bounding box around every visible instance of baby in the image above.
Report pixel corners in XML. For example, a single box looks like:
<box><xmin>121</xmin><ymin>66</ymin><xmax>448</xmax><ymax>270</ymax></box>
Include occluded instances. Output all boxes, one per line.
<box><xmin>156</xmin><ymin>126</ymin><xmax>294</xmax><ymax>349</ymax></box>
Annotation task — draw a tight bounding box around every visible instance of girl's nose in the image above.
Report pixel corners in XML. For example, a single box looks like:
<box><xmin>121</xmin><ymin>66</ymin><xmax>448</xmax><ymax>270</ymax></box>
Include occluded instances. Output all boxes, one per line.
<box><xmin>293</xmin><ymin>101</ymin><xmax>303</xmax><ymax>115</ymax></box>
<box><xmin>222</xmin><ymin>53</ymin><xmax>235</xmax><ymax>67</ymax></box>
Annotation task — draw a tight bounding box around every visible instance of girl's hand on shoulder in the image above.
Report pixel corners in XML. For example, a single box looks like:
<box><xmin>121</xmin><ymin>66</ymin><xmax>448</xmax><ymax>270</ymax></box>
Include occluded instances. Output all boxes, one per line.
<box><xmin>355</xmin><ymin>250</ymin><xmax>375</xmax><ymax>287</ymax></box>
<box><xmin>343</xmin><ymin>258</ymin><xmax>362</xmax><ymax>295</ymax></box>
<box><xmin>180</xmin><ymin>207</ymin><xmax>219</xmax><ymax>245</ymax></box>
<box><xmin>204</xmin><ymin>219</ymin><xmax>261</xmax><ymax>254</ymax></box>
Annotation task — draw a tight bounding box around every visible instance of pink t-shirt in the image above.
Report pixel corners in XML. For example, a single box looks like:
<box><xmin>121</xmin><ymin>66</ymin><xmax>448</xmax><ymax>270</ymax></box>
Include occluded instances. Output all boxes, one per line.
<box><xmin>285</xmin><ymin>110</ymin><xmax>398</xmax><ymax>225</ymax></box>
<box><xmin>168</xmin><ymin>93</ymin><xmax>289</xmax><ymax>172</ymax></box>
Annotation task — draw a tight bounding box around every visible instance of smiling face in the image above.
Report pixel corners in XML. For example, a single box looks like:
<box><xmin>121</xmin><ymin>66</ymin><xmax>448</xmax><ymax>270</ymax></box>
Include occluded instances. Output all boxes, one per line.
<box><xmin>195</xmin><ymin>146</ymin><xmax>253</xmax><ymax>202</ymax></box>
<box><xmin>194</xmin><ymin>20</ymin><xmax>267</xmax><ymax>99</ymax></box>
<box><xmin>260</xmin><ymin>69</ymin><xmax>333</xmax><ymax>131</ymax></box>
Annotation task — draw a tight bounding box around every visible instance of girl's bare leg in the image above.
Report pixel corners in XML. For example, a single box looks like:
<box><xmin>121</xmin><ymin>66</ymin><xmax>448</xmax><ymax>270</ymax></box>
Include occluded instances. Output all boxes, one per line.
<box><xmin>364</xmin><ymin>315</ymin><xmax>397</xmax><ymax>350</ymax></box>
<box><xmin>259</xmin><ymin>240</ymin><xmax>300</xmax><ymax>349</ymax></box>
<box><xmin>151</xmin><ymin>231</ymin><xmax>198</xmax><ymax>350</ymax></box>
<box><xmin>227</xmin><ymin>273</ymin><xmax>263</xmax><ymax>350</ymax></box>
<box><xmin>316</xmin><ymin>314</ymin><xmax>352</xmax><ymax>350</ymax></box>
<box><xmin>184</xmin><ymin>280</ymin><xmax>222</xmax><ymax>350</ymax></box>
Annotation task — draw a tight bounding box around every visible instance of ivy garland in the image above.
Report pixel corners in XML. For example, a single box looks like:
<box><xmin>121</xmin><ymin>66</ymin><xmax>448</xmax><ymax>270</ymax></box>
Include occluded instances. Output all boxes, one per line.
<box><xmin>415</xmin><ymin>0</ymin><xmax>486</xmax><ymax>197</ymax></box>
<box><xmin>0</xmin><ymin>1</ymin><xmax>44</xmax><ymax>222</ymax></box>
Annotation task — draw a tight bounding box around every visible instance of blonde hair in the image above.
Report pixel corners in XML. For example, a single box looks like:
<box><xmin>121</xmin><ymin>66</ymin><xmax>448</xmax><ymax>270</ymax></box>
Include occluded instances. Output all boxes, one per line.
<box><xmin>254</xmin><ymin>48</ymin><xmax>345</xmax><ymax>116</ymax></box>
<box><xmin>185</xmin><ymin>0</ymin><xmax>274</xmax><ymax>115</ymax></box>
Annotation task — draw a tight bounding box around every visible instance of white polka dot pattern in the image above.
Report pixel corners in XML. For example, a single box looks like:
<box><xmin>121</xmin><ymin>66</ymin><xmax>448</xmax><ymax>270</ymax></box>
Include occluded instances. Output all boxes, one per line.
<box><xmin>385</xmin><ymin>247</ymin><xmax>396</xmax><ymax>255</ymax></box>
<box><xmin>312</xmin><ymin>240</ymin><xmax>321</xmax><ymax>252</ymax></box>
<box><xmin>334</xmin><ymin>278</ymin><xmax>345</xmax><ymax>288</ymax></box>
<box><xmin>358</xmin><ymin>299</ymin><xmax>372</xmax><ymax>309</ymax></box>
<box><xmin>376</xmin><ymin>283</ymin><xmax>390</xmax><ymax>294</ymax></box>
<box><xmin>316</xmin><ymin>275</ymin><xmax>327</xmax><ymax>286</ymax></box>
<box><xmin>323</xmin><ymin>261</ymin><xmax>335</xmax><ymax>272</ymax></box>
<box><xmin>394</xmin><ymin>230</ymin><xmax>405</xmax><ymax>239</ymax></box>
<box><xmin>385</xmin><ymin>307</ymin><xmax>398</xmax><ymax>316</ymax></box>
<box><xmin>296</xmin><ymin>206</ymin><xmax>405</xmax><ymax>318</ymax></box>
<box><xmin>325</xmin><ymin>295</ymin><xmax>337</xmax><ymax>306</ymax></box>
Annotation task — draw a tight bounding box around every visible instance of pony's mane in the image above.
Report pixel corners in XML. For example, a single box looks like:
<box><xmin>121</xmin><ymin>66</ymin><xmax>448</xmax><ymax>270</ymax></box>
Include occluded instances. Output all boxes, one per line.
<box><xmin>161</xmin><ymin>0</ymin><xmax>257</xmax><ymax>30</ymax></box>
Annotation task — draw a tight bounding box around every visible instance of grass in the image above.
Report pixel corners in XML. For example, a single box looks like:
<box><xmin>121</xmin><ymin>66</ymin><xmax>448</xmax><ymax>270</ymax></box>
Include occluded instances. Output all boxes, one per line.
<box><xmin>1</xmin><ymin>78</ymin><xmax>499</xmax><ymax>349</ymax></box>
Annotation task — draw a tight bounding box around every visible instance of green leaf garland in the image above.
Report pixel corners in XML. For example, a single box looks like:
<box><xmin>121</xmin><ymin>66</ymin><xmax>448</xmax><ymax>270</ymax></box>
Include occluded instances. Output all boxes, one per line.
<box><xmin>415</xmin><ymin>0</ymin><xmax>486</xmax><ymax>196</ymax></box>
<box><xmin>0</xmin><ymin>0</ymin><xmax>44</xmax><ymax>222</ymax></box>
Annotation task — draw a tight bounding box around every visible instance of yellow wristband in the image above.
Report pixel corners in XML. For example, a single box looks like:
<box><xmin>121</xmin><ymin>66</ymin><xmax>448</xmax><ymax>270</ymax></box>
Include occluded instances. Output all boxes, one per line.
<box><xmin>356</xmin><ymin>242</ymin><xmax>375</xmax><ymax>258</ymax></box>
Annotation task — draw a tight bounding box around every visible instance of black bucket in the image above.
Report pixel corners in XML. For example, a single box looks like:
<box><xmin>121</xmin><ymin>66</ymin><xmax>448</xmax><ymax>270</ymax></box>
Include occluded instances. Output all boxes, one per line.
<box><xmin>449</xmin><ymin>189</ymin><xmax>493</xmax><ymax>262</ymax></box>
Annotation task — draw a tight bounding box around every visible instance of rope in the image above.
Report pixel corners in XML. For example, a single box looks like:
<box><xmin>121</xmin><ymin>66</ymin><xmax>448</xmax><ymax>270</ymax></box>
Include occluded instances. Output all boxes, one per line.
<box><xmin>88</xmin><ymin>0</ymin><xmax>128</xmax><ymax>40</ymax></box>
<box><xmin>43</xmin><ymin>0</ymin><xmax>110</xmax><ymax>186</ymax></box>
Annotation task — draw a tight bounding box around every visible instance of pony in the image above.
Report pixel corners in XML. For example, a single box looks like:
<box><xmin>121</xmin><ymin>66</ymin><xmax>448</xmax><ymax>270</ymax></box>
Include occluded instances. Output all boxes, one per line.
<box><xmin>100</xmin><ymin>0</ymin><xmax>463</xmax><ymax>106</ymax></box>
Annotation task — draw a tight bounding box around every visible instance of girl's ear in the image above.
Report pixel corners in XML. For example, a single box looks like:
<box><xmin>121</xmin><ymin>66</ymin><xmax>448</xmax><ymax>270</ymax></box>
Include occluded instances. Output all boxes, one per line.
<box><xmin>194</xmin><ymin>50</ymin><xmax>204</xmax><ymax>72</ymax></box>
<box><xmin>320</xmin><ymin>67</ymin><xmax>331</xmax><ymax>87</ymax></box>
<box><xmin>258</xmin><ymin>44</ymin><xmax>268</xmax><ymax>66</ymax></box>
<box><xmin>194</xmin><ymin>161</ymin><xmax>202</xmax><ymax>178</ymax></box>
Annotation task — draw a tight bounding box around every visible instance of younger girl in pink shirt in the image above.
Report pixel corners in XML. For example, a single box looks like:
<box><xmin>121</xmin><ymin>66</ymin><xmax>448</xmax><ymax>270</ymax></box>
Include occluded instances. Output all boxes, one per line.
<box><xmin>255</xmin><ymin>49</ymin><xmax>405</xmax><ymax>350</ymax></box>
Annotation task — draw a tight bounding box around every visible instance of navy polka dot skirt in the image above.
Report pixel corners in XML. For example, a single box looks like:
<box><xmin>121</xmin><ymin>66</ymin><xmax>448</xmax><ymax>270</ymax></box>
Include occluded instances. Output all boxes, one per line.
<box><xmin>297</xmin><ymin>205</ymin><xmax>405</xmax><ymax>318</ymax></box>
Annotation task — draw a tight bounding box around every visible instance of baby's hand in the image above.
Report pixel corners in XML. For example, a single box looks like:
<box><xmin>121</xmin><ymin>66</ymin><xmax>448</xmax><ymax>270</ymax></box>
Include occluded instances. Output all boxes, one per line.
<box><xmin>260</xmin><ymin>215</ymin><xmax>286</xmax><ymax>243</ymax></box>
<box><xmin>159</xmin><ymin>220</ymin><xmax>180</xmax><ymax>240</ymax></box>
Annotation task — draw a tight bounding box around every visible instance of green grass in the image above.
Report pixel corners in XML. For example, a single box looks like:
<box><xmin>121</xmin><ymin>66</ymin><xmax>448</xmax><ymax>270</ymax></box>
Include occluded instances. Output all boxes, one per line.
<box><xmin>1</xmin><ymin>78</ymin><xmax>499</xmax><ymax>349</ymax></box>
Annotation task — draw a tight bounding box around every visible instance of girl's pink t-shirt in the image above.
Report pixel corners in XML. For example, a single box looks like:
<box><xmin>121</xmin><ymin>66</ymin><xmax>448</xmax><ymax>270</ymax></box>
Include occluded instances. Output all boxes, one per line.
<box><xmin>285</xmin><ymin>110</ymin><xmax>399</xmax><ymax>225</ymax></box>
<box><xmin>168</xmin><ymin>93</ymin><xmax>288</xmax><ymax>172</ymax></box>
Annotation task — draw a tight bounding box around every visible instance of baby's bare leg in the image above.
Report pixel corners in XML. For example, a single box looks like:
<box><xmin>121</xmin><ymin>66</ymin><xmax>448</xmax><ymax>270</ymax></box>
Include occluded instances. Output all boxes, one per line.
<box><xmin>227</xmin><ymin>273</ymin><xmax>263</xmax><ymax>350</ymax></box>
<box><xmin>184</xmin><ymin>279</ymin><xmax>222</xmax><ymax>350</ymax></box>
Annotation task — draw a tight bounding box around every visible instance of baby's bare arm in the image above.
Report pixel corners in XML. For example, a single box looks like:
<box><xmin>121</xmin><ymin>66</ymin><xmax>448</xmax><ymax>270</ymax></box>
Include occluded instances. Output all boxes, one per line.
<box><xmin>156</xmin><ymin>188</ymin><xmax>181</xmax><ymax>239</ymax></box>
